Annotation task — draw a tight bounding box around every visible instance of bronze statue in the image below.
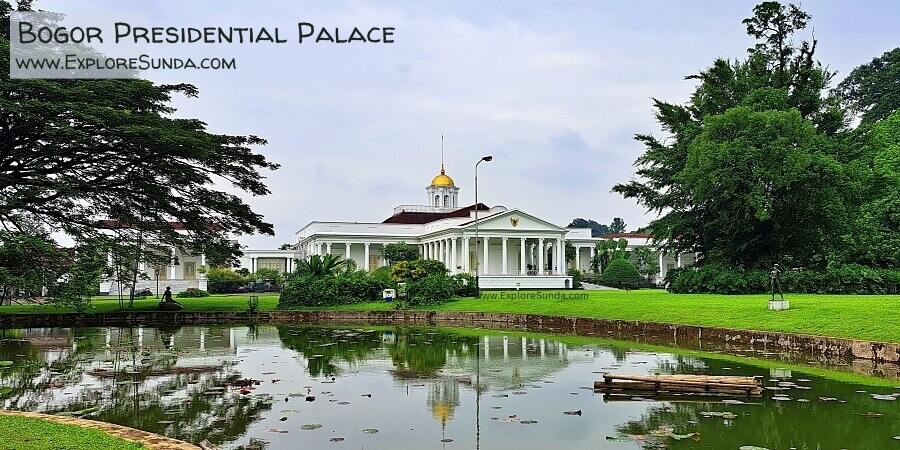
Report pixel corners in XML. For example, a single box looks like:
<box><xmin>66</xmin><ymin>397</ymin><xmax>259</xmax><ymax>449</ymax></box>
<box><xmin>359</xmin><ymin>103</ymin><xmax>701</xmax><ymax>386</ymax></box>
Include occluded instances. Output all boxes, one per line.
<box><xmin>770</xmin><ymin>264</ymin><xmax>784</xmax><ymax>301</ymax></box>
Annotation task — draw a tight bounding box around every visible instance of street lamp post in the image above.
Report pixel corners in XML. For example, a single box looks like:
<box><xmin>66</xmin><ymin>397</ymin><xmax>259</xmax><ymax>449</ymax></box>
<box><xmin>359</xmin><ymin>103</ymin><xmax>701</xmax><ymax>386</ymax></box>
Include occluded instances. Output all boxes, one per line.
<box><xmin>474</xmin><ymin>155</ymin><xmax>493</xmax><ymax>297</ymax></box>
<box><xmin>154</xmin><ymin>269</ymin><xmax>160</xmax><ymax>299</ymax></box>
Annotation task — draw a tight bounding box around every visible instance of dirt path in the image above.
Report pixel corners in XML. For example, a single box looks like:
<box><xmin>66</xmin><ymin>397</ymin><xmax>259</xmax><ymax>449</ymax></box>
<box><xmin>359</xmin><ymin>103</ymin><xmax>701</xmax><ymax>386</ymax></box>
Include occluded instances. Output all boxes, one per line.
<box><xmin>0</xmin><ymin>411</ymin><xmax>200</xmax><ymax>450</ymax></box>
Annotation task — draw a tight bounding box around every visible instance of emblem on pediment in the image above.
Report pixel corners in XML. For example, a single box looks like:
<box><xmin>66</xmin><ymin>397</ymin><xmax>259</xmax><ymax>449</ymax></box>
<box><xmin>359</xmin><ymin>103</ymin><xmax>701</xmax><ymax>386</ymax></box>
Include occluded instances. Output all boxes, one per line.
<box><xmin>510</xmin><ymin>217</ymin><xmax>520</xmax><ymax>227</ymax></box>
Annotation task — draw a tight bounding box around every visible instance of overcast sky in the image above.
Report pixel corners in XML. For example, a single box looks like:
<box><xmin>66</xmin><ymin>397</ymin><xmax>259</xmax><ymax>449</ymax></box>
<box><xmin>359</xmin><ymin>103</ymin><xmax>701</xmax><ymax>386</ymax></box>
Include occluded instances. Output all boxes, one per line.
<box><xmin>33</xmin><ymin>0</ymin><xmax>900</xmax><ymax>248</ymax></box>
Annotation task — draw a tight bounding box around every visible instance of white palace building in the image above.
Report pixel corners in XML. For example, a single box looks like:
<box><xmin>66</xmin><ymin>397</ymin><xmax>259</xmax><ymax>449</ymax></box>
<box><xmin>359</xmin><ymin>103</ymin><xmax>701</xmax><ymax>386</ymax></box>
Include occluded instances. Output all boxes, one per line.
<box><xmin>100</xmin><ymin>164</ymin><xmax>695</xmax><ymax>295</ymax></box>
<box><xmin>294</xmin><ymin>164</ymin><xmax>693</xmax><ymax>289</ymax></box>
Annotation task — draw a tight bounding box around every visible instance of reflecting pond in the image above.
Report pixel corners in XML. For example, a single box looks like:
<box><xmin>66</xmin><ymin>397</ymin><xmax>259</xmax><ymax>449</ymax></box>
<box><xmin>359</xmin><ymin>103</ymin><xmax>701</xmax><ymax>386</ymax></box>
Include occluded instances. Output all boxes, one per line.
<box><xmin>1</xmin><ymin>325</ymin><xmax>898</xmax><ymax>449</ymax></box>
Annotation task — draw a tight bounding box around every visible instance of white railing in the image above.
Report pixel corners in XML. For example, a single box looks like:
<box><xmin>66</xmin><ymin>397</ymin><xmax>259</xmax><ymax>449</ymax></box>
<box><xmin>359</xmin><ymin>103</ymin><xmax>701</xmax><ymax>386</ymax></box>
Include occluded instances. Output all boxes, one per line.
<box><xmin>393</xmin><ymin>204</ymin><xmax>461</xmax><ymax>214</ymax></box>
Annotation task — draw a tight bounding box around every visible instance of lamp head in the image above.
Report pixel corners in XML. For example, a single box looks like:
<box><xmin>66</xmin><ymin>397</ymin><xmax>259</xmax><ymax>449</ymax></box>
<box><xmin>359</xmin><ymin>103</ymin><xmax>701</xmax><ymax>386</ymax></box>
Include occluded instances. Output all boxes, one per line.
<box><xmin>481</xmin><ymin>155</ymin><xmax>493</xmax><ymax>162</ymax></box>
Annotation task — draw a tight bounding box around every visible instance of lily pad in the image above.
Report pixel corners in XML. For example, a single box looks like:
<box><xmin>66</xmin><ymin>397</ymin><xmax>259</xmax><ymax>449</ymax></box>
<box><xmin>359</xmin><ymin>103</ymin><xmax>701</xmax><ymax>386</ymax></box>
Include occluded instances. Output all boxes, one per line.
<box><xmin>362</xmin><ymin>429</ymin><xmax>378</xmax><ymax>434</ymax></box>
<box><xmin>0</xmin><ymin>361</ymin><xmax>13</xmax><ymax>367</ymax></box>
<box><xmin>329</xmin><ymin>437</ymin><xmax>344</xmax><ymax>442</ymax></box>
<box><xmin>739</xmin><ymin>447</ymin><xmax>770</xmax><ymax>450</ymax></box>
<box><xmin>301</xmin><ymin>423</ymin><xmax>323</xmax><ymax>430</ymax></box>
<box><xmin>671</xmin><ymin>432</ymin><xmax>701</xmax><ymax>441</ymax></box>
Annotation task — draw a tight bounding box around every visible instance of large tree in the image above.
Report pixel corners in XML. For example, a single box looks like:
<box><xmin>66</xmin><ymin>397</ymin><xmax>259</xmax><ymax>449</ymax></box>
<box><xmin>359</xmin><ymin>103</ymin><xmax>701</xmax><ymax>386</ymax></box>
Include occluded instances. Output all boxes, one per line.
<box><xmin>0</xmin><ymin>2</ymin><xmax>278</xmax><ymax>271</ymax></box>
<box><xmin>842</xmin><ymin>111</ymin><xmax>900</xmax><ymax>267</ymax></box>
<box><xmin>835</xmin><ymin>47</ymin><xmax>900</xmax><ymax>125</ymax></box>
<box><xmin>613</xmin><ymin>1</ymin><xmax>848</xmax><ymax>269</ymax></box>
<box><xmin>566</xmin><ymin>218</ymin><xmax>610</xmax><ymax>237</ymax></box>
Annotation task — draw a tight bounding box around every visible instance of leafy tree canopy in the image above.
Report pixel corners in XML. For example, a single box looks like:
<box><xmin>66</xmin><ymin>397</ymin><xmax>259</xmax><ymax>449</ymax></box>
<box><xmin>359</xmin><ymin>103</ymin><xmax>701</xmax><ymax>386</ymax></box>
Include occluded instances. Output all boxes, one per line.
<box><xmin>0</xmin><ymin>1</ymin><xmax>278</xmax><ymax>271</ymax></box>
<box><xmin>567</xmin><ymin>218</ymin><xmax>610</xmax><ymax>237</ymax></box>
<box><xmin>613</xmin><ymin>1</ymin><xmax>849</xmax><ymax>270</ymax></box>
<box><xmin>382</xmin><ymin>242</ymin><xmax>420</xmax><ymax>265</ymax></box>
<box><xmin>609</xmin><ymin>218</ymin><xmax>627</xmax><ymax>234</ymax></box>
<box><xmin>835</xmin><ymin>47</ymin><xmax>900</xmax><ymax>125</ymax></box>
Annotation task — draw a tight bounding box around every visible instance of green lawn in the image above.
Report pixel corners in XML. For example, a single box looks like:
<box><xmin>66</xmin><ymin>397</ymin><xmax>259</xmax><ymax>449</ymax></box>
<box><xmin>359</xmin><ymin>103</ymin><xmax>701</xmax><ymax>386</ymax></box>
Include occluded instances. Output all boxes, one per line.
<box><xmin>0</xmin><ymin>415</ymin><xmax>147</xmax><ymax>450</ymax></box>
<box><xmin>331</xmin><ymin>290</ymin><xmax>900</xmax><ymax>343</ymax></box>
<box><xmin>0</xmin><ymin>293</ymin><xmax>280</xmax><ymax>314</ymax></box>
<box><xmin>2</xmin><ymin>289</ymin><xmax>898</xmax><ymax>343</ymax></box>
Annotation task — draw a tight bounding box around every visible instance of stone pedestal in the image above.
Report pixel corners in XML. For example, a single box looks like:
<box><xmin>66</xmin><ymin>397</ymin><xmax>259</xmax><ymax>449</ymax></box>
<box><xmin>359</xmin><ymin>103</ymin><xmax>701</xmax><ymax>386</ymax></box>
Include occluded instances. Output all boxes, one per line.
<box><xmin>768</xmin><ymin>300</ymin><xmax>790</xmax><ymax>311</ymax></box>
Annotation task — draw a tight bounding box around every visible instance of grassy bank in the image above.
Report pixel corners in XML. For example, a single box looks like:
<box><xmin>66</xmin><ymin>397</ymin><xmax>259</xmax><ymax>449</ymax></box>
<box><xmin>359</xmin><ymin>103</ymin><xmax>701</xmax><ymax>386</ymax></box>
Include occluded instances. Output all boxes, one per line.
<box><xmin>0</xmin><ymin>293</ymin><xmax>280</xmax><ymax>314</ymax></box>
<box><xmin>0</xmin><ymin>415</ymin><xmax>147</xmax><ymax>450</ymax></box>
<box><xmin>332</xmin><ymin>290</ymin><xmax>900</xmax><ymax>343</ymax></box>
<box><xmin>2</xmin><ymin>289</ymin><xmax>897</xmax><ymax>343</ymax></box>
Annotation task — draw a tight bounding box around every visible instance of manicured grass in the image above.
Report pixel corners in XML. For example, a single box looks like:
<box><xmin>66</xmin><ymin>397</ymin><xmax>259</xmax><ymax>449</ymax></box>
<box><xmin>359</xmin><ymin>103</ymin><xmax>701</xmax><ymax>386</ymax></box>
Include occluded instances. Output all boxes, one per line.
<box><xmin>3</xmin><ymin>290</ymin><xmax>898</xmax><ymax>343</ymax></box>
<box><xmin>0</xmin><ymin>416</ymin><xmax>147</xmax><ymax>450</ymax></box>
<box><xmin>331</xmin><ymin>290</ymin><xmax>900</xmax><ymax>343</ymax></box>
<box><xmin>0</xmin><ymin>293</ymin><xmax>280</xmax><ymax>314</ymax></box>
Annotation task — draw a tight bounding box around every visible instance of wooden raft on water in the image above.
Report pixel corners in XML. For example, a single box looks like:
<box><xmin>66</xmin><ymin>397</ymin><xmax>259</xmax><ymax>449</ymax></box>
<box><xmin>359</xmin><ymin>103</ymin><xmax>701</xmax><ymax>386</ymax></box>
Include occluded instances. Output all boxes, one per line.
<box><xmin>594</xmin><ymin>373</ymin><xmax>763</xmax><ymax>397</ymax></box>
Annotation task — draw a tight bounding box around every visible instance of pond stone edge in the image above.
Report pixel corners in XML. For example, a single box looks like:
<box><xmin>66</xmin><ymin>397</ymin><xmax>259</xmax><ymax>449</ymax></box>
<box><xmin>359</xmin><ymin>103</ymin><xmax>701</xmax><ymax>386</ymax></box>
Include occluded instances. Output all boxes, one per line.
<box><xmin>1</xmin><ymin>310</ymin><xmax>897</xmax><ymax>365</ymax></box>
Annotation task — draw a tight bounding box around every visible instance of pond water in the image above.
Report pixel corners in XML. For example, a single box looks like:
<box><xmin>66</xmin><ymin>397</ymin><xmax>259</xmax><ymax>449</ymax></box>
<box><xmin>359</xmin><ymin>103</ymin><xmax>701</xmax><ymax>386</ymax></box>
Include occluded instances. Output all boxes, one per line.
<box><xmin>1</xmin><ymin>325</ymin><xmax>898</xmax><ymax>449</ymax></box>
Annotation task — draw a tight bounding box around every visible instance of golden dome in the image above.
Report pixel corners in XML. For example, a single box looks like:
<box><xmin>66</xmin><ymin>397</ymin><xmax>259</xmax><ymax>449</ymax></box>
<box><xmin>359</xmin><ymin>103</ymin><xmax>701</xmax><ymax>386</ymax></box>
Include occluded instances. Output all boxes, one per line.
<box><xmin>430</xmin><ymin>165</ymin><xmax>455</xmax><ymax>187</ymax></box>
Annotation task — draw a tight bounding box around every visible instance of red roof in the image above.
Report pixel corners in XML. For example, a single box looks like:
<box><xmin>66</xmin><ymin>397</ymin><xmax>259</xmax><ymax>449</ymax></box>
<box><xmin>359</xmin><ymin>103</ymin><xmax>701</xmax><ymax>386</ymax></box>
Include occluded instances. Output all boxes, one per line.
<box><xmin>382</xmin><ymin>203</ymin><xmax>490</xmax><ymax>225</ymax></box>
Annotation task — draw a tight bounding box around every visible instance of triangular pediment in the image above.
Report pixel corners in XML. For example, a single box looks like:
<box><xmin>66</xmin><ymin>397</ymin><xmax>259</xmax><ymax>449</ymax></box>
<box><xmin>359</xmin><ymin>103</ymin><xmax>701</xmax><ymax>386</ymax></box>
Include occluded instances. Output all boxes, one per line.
<box><xmin>460</xmin><ymin>209</ymin><xmax>565</xmax><ymax>233</ymax></box>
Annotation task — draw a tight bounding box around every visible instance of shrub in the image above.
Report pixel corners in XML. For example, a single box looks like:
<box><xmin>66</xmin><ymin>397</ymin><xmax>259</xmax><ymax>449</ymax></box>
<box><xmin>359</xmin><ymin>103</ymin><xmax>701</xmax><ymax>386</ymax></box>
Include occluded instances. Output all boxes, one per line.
<box><xmin>253</xmin><ymin>267</ymin><xmax>284</xmax><ymax>285</ymax></box>
<box><xmin>278</xmin><ymin>270</ymin><xmax>382</xmax><ymax>309</ymax></box>
<box><xmin>390</xmin><ymin>259</ymin><xmax>447</xmax><ymax>283</ymax></box>
<box><xmin>176</xmin><ymin>288</ymin><xmax>210</xmax><ymax>298</ymax></box>
<box><xmin>581</xmin><ymin>272</ymin><xmax>600</xmax><ymax>285</ymax></box>
<box><xmin>600</xmin><ymin>258</ymin><xmax>642</xmax><ymax>289</ymax></box>
<box><xmin>369</xmin><ymin>266</ymin><xmax>396</xmax><ymax>290</ymax></box>
<box><xmin>451</xmin><ymin>273</ymin><xmax>478</xmax><ymax>297</ymax></box>
<box><xmin>206</xmin><ymin>267</ymin><xmax>249</xmax><ymax>294</ymax></box>
<box><xmin>566</xmin><ymin>268</ymin><xmax>583</xmax><ymax>289</ymax></box>
<box><xmin>666</xmin><ymin>263</ymin><xmax>900</xmax><ymax>294</ymax></box>
<box><xmin>407</xmin><ymin>273</ymin><xmax>456</xmax><ymax>306</ymax></box>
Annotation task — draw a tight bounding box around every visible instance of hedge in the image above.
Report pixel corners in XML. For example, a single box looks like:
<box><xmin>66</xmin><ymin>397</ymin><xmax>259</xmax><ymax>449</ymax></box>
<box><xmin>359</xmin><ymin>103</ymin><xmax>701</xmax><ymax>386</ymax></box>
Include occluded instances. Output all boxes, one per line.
<box><xmin>666</xmin><ymin>263</ymin><xmax>900</xmax><ymax>294</ymax></box>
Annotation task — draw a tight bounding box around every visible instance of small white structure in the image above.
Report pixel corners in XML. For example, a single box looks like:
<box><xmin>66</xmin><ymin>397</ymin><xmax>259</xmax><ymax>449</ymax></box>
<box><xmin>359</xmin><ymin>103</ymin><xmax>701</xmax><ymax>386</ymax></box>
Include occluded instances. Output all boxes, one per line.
<box><xmin>768</xmin><ymin>300</ymin><xmax>790</xmax><ymax>311</ymax></box>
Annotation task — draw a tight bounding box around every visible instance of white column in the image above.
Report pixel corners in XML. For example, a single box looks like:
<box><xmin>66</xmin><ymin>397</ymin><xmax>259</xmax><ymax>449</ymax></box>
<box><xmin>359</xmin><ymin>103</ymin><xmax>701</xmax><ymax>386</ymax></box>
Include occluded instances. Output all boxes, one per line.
<box><xmin>451</xmin><ymin>238</ymin><xmax>458</xmax><ymax>273</ymax></box>
<box><xmin>445</xmin><ymin>239</ymin><xmax>450</xmax><ymax>268</ymax></box>
<box><xmin>460</xmin><ymin>236</ymin><xmax>471</xmax><ymax>273</ymax></box>
<box><xmin>501</xmin><ymin>237</ymin><xmax>508</xmax><ymax>275</ymax></box>
<box><xmin>364</xmin><ymin>243</ymin><xmax>371</xmax><ymax>272</ymax></box>
<box><xmin>345</xmin><ymin>242</ymin><xmax>351</xmax><ymax>261</ymax></box>
<box><xmin>557</xmin><ymin>238</ymin><xmax>564</xmax><ymax>275</ymax></box>
<box><xmin>538</xmin><ymin>238</ymin><xmax>544</xmax><ymax>275</ymax></box>
<box><xmin>483</xmin><ymin>237</ymin><xmax>490</xmax><ymax>275</ymax></box>
<box><xmin>169</xmin><ymin>247</ymin><xmax>176</xmax><ymax>279</ymax></box>
<box><xmin>326</xmin><ymin>242</ymin><xmax>332</xmax><ymax>255</ymax></box>
<box><xmin>659</xmin><ymin>251</ymin><xmax>666</xmax><ymax>281</ymax></box>
<box><xmin>677</xmin><ymin>253</ymin><xmax>684</xmax><ymax>268</ymax></box>
<box><xmin>520</xmin><ymin>238</ymin><xmax>526</xmax><ymax>275</ymax></box>
<box><xmin>575</xmin><ymin>246</ymin><xmax>580</xmax><ymax>271</ymax></box>
<box><xmin>590</xmin><ymin>245</ymin><xmax>595</xmax><ymax>268</ymax></box>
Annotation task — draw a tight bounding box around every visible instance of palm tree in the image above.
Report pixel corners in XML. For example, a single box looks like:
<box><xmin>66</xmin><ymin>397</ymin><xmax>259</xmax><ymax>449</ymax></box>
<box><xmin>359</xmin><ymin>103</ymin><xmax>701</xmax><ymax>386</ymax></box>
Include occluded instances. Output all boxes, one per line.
<box><xmin>294</xmin><ymin>254</ymin><xmax>349</xmax><ymax>277</ymax></box>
